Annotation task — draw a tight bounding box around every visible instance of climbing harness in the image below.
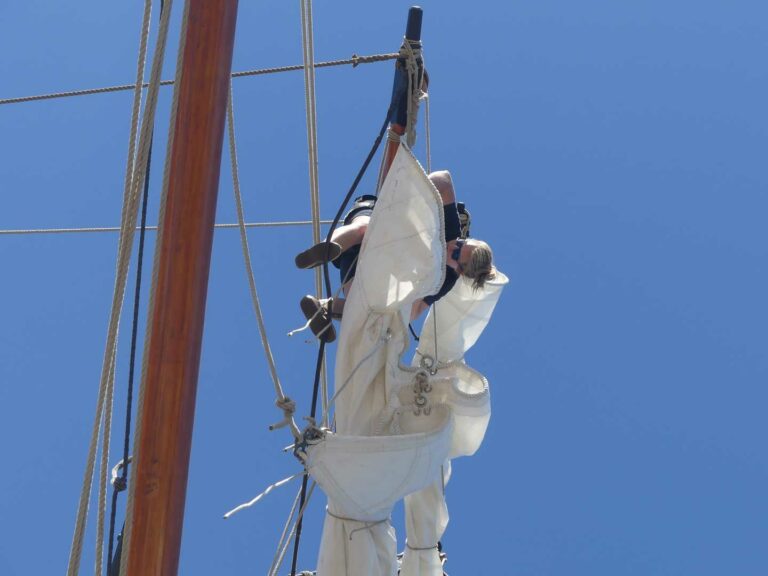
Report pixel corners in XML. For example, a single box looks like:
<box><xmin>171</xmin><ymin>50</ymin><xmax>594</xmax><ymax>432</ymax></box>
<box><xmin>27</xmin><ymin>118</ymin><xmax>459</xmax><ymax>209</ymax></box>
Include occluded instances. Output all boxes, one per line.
<box><xmin>457</xmin><ymin>202</ymin><xmax>471</xmax><ymax>239</ymax></box>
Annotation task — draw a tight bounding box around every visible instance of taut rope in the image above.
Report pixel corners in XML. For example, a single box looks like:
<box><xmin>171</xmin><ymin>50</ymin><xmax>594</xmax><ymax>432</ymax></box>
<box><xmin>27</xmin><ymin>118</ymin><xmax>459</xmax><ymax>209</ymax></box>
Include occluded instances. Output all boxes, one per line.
<box><xmin>0</xmin><ymin>53</ymin><xmax>399</xmax><ymax>106</ymax></box>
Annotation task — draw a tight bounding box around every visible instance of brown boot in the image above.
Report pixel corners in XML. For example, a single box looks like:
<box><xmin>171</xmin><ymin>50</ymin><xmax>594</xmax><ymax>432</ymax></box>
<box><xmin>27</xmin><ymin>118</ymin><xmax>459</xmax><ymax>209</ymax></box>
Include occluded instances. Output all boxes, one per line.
<box><xmin>295</xmin><ymin>241</ymin><xmax>342</xmax><ymax>269</ymax></box>
<box><xmin>299</xmin><ymin>295</ymin><xmax>336</xmax><ymax>343</ymax></box>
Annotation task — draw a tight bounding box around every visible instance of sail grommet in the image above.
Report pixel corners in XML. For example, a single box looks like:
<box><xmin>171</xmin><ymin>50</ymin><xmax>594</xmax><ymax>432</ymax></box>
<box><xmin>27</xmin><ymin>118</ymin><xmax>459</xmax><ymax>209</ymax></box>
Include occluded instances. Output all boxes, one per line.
<box><xmin>419</xmin><ymin>353</ymin><xmax>437</xmax><ymax>375</ymax></box>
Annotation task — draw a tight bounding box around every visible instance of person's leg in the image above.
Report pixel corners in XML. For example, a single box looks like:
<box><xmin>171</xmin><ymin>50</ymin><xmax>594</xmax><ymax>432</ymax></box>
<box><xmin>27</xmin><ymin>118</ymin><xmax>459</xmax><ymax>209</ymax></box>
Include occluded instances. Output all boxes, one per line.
<box><xmin>428</xmin><ymin>170</ymin><xmax>456</xmax><ymax>206</ymax></box>
<box><xmin>331</xmin><ymin>215</ymin><xmax>369</xmax><ymax>251</ymax></box>
<box><xmin>295</xmin><ymin>215</ymin><xmax>370</xmax><ymax>269</ymax></box>
<box><xmin>298</xmin><ymin>295</ymin><xmax>336</xmax><ymax>343</ymax></box>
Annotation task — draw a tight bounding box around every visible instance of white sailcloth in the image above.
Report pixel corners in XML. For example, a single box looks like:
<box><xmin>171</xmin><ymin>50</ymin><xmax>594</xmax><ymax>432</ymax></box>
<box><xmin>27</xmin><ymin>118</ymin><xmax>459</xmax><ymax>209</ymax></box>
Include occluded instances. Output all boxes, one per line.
<box><xmin>307</xmin><ymin>144</ymin><xmax>505</xmax><ymax>575</ymax></box>
<box><xmin>400</xmin><ymin>272</ymin><xmax>508</xmax><ymax>575</ymax></box>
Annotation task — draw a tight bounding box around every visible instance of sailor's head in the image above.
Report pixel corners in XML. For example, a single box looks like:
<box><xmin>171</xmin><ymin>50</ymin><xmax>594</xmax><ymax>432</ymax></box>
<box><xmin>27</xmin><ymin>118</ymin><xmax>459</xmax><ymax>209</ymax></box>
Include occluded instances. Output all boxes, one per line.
<box><xmin>453</xmin><ymin>238</ymin><xmax>495</xmax><ymax>290</ymax></box>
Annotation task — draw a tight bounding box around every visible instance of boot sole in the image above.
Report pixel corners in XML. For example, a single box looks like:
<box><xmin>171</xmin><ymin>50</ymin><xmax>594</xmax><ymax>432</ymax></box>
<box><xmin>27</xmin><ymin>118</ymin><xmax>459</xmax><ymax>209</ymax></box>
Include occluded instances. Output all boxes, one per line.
<box><xmin>295</xmin><ymin>242</ymin><xmax>342</xmax><ymax>269</ymax></box>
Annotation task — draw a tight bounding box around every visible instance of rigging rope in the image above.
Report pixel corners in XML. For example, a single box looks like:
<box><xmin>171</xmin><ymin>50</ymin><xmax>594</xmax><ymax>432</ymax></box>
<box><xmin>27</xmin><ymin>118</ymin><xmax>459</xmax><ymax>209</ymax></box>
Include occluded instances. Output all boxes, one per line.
<box><xmin>223</xmin><ymin>472</ymin><xmax>305</xmax><ymax>519</ymax></box>
<box><xmin>66</xmin><ymin>0</ymin><xmax>154</xmax><ymax>573</ymax></box>
<box><xmin>0</xmin><ymin>53</ymin><xmax>399</xmax><ymax>106</ymax></box>
<box><xmin>400</xmin><ymin>38</ymin><xmax>423</xmax><ymax>148</ymax></box>
<box><xmin>270</xmin><ymin>481</ymin><xmax>318</xmax><ymax>576</ymax></box>
<box><xmin>117</xmin><ymin>1</ymin><xmax>188</xmax><ymax>573</ymax></box>
<box><xmin>290</xmin><ymin>336</ymin><xmax>326</xmax><ymax>576</ymax></box>
<box><xmin>226</xmin><ymin>84</ymin><xmax>300</xmax><ymax>440</ymax></box>
<box><xmin>299</xmin><ymin>0</ymin><xmax>330</xmax><ymax>424</ymax></box>
<box><xmin>0</xmin><ymin>220</ymin><xmax>333</xmax><ymax>236</ymax></box>
<box><xmin>106</xmin><ymin>123</ymin><xmax>156</xmax><ymax>576</ymax></box>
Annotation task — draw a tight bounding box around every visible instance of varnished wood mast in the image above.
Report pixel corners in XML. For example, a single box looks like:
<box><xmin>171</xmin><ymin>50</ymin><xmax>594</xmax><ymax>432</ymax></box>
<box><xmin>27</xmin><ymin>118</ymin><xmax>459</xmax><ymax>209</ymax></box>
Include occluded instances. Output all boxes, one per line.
<box><xmin>125</xmin><ymin>1</ymin><xmax>238</xmax><ymax>574</ymax></box>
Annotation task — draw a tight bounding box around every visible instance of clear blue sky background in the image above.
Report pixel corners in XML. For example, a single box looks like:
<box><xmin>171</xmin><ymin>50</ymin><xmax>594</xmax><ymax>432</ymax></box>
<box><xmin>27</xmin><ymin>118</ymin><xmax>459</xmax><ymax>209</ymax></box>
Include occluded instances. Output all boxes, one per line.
<box><xmin>1</xmin><ymin>1</ymin><xmax>767</xmax><ymax>574</ymax></box>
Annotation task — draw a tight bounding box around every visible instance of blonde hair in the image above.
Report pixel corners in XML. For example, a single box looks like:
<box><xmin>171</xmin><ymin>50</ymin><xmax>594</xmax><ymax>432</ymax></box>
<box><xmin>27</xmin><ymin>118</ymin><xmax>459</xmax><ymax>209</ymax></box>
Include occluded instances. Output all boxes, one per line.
<box><xmin>463</xmin><ymin>239</ymin><xmax>496</xmax><ymax>290</ymax></box>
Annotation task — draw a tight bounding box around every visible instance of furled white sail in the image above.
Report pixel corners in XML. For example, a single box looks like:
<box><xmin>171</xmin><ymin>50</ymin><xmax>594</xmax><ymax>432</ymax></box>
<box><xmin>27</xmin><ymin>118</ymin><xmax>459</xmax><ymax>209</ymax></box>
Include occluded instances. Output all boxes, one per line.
<box><xmin>306</xmin><ymin>143</ymin><xmax>505</xmax><ymax>575</ymax></box>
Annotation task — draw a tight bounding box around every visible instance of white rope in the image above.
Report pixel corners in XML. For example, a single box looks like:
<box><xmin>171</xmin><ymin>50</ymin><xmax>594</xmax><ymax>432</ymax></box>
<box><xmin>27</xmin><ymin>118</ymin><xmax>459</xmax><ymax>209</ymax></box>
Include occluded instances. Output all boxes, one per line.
<box><xmin>66</xmin><ymin>1</ymin><xmax>153</xmax><ymax>573</ymax></box>
<box><xmin>223</xmin><ymin>472</ymin><xmax>304</xmax><ymax>519</ymax></box>
<box><xmin>400</xmin><ymin>39</ymin><xmax>423</xmax><ymax>148</ymax></box>
<box><xmin>227</xmin><ymin>85</ymin><xmax>301</xmax><ymax>440</ymax></box>
<box><xmin>325</xmin><ymin>508</ymin><xmax>390</xmax><ymax>540</ymax></box>
<box><xmin>299</xmin><ymin>0</ymin><xmax>330</xmax><ymax>422</ymax></box>
<box><xmin>266</xmin><ymin>482</ymin><xmax>303</xmax><ymax>576</ymax></box>
<box><xmin>322</xmin><ymin>329</ymin><xmax>392</xmax><ymax>424</ymax></box>
<box><xmin>423</xmin><ymin>92</ymin><xmax>432</xmax><ymax>174</ymax></box>
<box><xmin>94</xmin><ymin>355</ymin><xmax>116</xmax><ymax>575</ymax></box>
<box><xmin>269</xmin><ymin>481</ymin><xmax>318</xmax><ymax>576</ymax></box>
<box><xmin>0</xmin><ymin>220</ymin><xmax>333</xmax><ymax>236</ymax></box>
<box><xmin>118</xmin><ymin>0</ymin><xmax>186</xmax><ymax>573</ymax></box>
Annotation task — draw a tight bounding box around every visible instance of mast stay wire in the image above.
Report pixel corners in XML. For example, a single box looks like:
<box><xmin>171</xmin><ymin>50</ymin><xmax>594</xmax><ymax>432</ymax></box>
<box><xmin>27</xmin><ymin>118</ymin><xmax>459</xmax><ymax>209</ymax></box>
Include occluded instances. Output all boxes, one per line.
<box><xmin>0</xmin><ymin>53</ymin><xmax>399</xmax><ymax>106</ymax></box>
<box><xmin>0</xmin><ymin>220</ymin><xmax>333</xmax><ymax>236</ymax></box>
<box><xmin>66</xmin><ymin>0</ymin><xmax>155</xmax><ymax>573</ymax></box>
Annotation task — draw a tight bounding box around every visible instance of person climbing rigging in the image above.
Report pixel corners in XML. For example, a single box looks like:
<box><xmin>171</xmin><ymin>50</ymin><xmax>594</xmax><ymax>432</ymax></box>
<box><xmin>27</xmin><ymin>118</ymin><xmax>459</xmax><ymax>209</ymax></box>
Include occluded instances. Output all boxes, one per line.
<box><xmin>293</xmin><ymin>48</ymin><xmax>493</xmax><ymax>343</ymax></box>
<box><xmin>294</xmin><ymin>128</ymin><xmax>495</xmax><ymax>343</ymax></box>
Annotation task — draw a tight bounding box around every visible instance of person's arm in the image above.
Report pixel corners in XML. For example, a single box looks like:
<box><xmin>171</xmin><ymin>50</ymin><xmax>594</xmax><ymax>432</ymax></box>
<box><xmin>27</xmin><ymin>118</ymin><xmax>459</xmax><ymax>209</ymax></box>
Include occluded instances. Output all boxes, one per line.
<box><xmin>410</xmin><ymin>298</ymin><xmax>430</xmax><ymax>321</ymax></box>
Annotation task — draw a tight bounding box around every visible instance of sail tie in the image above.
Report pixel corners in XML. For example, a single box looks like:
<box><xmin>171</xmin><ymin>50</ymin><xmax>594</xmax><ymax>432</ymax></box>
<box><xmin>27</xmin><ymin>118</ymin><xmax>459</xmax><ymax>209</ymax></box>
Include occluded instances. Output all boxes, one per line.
<box><xmin>325</xmin><ymin>508</ymin><xmax>391</xmax><ymax>541</ymax></box>
<box><xmin>405</xmin><ymin>539</ymin><xmax>439</xmax><ymax>551</ymax></box>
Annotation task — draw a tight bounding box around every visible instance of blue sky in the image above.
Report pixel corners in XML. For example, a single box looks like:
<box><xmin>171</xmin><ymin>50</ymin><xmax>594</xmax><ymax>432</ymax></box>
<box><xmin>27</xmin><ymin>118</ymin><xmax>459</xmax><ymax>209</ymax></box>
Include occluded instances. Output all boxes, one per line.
<box><xmin>1</xmin><ymin>1</ymin><xmax>767</xmax><ymax>574</ymax></box>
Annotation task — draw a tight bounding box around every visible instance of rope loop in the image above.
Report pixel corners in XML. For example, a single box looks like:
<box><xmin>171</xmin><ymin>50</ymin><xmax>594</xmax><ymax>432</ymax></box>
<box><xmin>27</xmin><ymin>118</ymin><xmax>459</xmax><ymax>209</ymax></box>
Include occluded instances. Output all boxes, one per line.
<box><xmin>405</xmin><ymin>539</ymin><xmax>439</xmax><ymax>551</ymax></box>
<box><xmin>325</xmin><ymin>508</ymin><xmax>390</xmax><ymax>540</ymax></box>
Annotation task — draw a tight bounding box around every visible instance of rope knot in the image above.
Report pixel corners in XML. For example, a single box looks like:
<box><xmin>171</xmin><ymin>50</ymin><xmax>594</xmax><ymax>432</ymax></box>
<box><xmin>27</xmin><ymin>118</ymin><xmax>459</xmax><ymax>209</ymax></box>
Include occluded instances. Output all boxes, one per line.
<box><xmin>110</xmin><ymin>456</ymin><xmax>132</xmax><ymax>492</ymax></box>
<box><xmin>269</xmin><ymin>396</ymin><xmax>301</xmax><ymax>441</ymax></box>
<box><xmin>275</xmin><ymin>396</ymin><xmax>297</xmax><ymax>415</ymax></box>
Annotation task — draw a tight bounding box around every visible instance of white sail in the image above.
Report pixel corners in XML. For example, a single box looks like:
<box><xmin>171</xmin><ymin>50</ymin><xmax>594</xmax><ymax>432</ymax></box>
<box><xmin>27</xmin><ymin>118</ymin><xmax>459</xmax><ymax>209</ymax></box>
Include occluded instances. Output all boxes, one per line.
<box><xmin>304</xmin><ymin>143</ymin><xmax>505</xmax><ymax>575</ymax></box>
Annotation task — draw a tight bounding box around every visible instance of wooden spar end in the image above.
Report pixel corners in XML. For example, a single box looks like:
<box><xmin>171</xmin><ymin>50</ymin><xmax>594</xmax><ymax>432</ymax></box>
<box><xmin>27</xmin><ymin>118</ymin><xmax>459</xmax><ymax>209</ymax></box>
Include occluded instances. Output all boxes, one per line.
<box><xmin>406</xmin><ymin>6</ymin><xmax>423</xmax><ymax>42</ymax></box>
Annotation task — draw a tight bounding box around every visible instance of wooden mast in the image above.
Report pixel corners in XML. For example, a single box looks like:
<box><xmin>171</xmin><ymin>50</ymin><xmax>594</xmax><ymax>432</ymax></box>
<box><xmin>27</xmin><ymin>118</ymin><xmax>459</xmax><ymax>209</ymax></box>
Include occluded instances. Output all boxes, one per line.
<box><xmin>124</xmin><ymin>1</ymin><xmax>238</xmax><ymax>574</ymax></box>
<box><xmin>382</xmin><ymin>6</ymin><xmax>423</xmax><ymax>176</ymax></box>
